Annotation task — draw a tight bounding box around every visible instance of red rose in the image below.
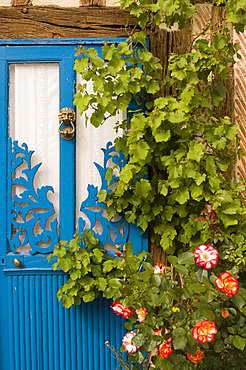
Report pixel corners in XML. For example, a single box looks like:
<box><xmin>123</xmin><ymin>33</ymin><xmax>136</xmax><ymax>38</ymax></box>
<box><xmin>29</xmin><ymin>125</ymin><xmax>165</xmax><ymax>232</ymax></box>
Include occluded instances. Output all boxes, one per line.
<box><xmin>193</xmin><ymin>244</ymin><xmax>219</xmax><ymax>270</ymax></box>
<box><xmin>222</xmin><ymin>311</ymin><xmax>229</xmax><ymax>318</ymax></box>
<box><xmin>187</xmin><ymin>347</ymin><xmax>204</xmax><ymax>364</ymax></box>
<box><xmin>122</xmin><ymin>332</ymin><xmax>140</xmax><ymax>353</ymax></box>
<box><xmin>110</xmin><ymin>301</ymin><xmax>135</xmax><ymax>319</ymax></box>
<box><xmin>116</xmin><ymin>251</ymin><xmax>123</xmax><ymax>257</ymax></box>
<box><xmin>215</xmin><ymin>272</ymin><xmax>239</xmax><ymax>298</ymax></box>
<box><xmin>159</xmin><ymin>342</ymin><xmax>172</xmax><ymax>358</ymax></box>
<box><xmin>192</xmin><ymin>320</ymin><xmax>217</xmax><ymax>343</ymax></box>
<box><xmin>153</xmin><ymin>262</ymin><xmax>167</xmax><ymax>276</ymax></box>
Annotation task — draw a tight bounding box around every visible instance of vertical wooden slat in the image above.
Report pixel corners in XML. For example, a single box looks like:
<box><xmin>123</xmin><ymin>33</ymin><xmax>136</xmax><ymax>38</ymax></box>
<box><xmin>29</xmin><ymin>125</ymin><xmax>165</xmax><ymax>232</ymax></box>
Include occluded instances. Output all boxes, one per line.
<box><xmin>25</xmin><ymin>275</ymin><xmax>31</xmax><ymax>370</ymax></box>
<box><xmin>58</xmin><ymin>275</ymin><xmax>66</xmax><ymax>370</ymax></box>
<box><xmin>19</xmin><ymin>276</ymin><xmax>26</xmax><ymax>370</ymax></box>
<box><xmin>13</xmin><ymin>276</ymin><xmax>19</xmax><ymax>370</ymax></box>
<box><xmin>53</xmin><ymin>274</ymin><xmax>60</xmax><ymax>370</ymax></box>
<box><xmin>30</xmin><ymin>275</ymin><xmax>37</xmax><ymax>369</ymax></box>
<box><xmin>42</xmin><ymin>275</ymin><xmax>48</xmax><ymax>370</ymax></box>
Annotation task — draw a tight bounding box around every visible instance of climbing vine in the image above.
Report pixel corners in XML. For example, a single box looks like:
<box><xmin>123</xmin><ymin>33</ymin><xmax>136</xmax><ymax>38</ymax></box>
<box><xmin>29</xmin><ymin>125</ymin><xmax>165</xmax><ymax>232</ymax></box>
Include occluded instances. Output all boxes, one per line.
<box><xmin>50</xmin><ymin>0</ymin><xmax>246</xmax><ymax>369</ymax></box>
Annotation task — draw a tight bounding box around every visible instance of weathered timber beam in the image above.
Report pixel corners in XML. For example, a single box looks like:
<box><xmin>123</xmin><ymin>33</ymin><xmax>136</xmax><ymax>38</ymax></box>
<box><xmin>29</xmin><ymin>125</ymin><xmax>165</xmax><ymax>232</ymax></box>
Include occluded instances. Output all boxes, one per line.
<box><xmin>0</xmin><ymin>6</ymin><xmax>135</xmax><ymax>38</ymax></box>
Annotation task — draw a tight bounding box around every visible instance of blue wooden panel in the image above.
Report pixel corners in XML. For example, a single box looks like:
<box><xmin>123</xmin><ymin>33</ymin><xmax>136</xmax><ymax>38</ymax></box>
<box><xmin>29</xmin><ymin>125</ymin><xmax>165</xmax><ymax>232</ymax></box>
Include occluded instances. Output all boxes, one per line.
<box><xmin>7</xmin><ymin>273</ymin><xmax>126</xmax><ymax>370</ymax></box>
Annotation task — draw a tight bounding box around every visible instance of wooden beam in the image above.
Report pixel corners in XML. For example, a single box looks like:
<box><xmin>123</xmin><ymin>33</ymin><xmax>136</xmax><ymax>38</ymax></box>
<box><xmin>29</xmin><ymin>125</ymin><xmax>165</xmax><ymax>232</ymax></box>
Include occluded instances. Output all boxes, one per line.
<box><xmin>0</xmin><ymin>6</ymin><xmax>135</xmax><ymax>38</ymax></box>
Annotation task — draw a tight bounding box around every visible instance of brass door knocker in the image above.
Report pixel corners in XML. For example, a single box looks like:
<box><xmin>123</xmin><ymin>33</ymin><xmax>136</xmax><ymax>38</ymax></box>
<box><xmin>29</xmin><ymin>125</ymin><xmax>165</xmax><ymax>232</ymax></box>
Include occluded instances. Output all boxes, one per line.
<box><xmin>58</xmin><ymin>107</ymin><xmax>76</xmax><ymax>140</ymax></box>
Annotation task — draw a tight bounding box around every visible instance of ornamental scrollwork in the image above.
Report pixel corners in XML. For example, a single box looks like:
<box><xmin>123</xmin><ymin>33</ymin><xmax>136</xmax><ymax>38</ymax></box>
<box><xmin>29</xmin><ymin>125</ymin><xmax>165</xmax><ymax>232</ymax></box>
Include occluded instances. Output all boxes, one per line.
<box><xmin>78</xmin><ymin>141</ymin><xmax>128</xmax><ymax>248</ymax></box>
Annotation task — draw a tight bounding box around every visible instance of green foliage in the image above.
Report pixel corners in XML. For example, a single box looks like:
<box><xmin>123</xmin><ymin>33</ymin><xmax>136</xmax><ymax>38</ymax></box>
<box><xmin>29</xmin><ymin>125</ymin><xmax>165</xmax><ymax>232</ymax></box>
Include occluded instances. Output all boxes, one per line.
<box><xmin>53</xmin><ymin>0</ymin><xmax>246</xmax><ymax>368</ymax></box>
<box><xmin>51</xmin><ymin>234</ymin><xmax>246</xmax><ymax>368</ymax></box>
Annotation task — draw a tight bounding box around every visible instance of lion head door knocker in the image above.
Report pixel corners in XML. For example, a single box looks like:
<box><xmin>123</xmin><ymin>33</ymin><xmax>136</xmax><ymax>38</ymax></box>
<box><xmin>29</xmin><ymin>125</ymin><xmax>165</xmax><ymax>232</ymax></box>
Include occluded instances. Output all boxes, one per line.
<box><xmin>58</xmin><ymin>107</ymin><xmax>76</xmax><ymax>140</ymax></box>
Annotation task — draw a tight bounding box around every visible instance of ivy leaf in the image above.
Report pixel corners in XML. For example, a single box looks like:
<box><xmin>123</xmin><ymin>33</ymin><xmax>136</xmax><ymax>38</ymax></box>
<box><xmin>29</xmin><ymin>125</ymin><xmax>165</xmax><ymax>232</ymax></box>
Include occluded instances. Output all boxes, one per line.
<box><xmin>103</xmin><ymin>260</ymin><xmax>114</xmax><ymax>273</ymax></box>
<box><xmin>83</xmin><ymin>291</ymin><xmax>96</xmax><ymax>303</ymax></box>
<box><xmin>175</xmin><ymin>188</ymin><xmax>190</xmax><ymax>204</ymax></box>
<box><xmin>109</xmin><ymin>278</ymin><xmax>122</xmax><ymax>289</ymax></box>
<box><xmin>131</xmin><ymin>140</ymin><xmax>149</xmax><ymax>161</ymax></box>
<box><xmin>187</xmin><ymin>141</ymin><xmax>204</xmax><ymax>162</ymax></box>
<box><xmin>169</xmin><ymin>111</ymin><xmax>185</xmax><ymax>123</ymax></box>
<box><xmin>154</xmin><ymin>129</ymin><xmax>171</xmax><ymax>143</ymax></box>
<box><xmin>98</xmin><ymin>278</ymin><xmax>107</xmax><ymax>291</ymax></box>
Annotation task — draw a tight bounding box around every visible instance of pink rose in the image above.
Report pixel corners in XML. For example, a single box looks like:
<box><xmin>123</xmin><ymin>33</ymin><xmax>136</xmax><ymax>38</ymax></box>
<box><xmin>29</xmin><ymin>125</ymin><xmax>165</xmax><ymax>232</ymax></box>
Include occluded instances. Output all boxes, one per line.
<box><xmin>153</xmin><ymin>262</ymin><xmax>167</xmax><ymax>276</ymax></box>
<box><xmin>122</xmin><ymin>332</ymin><xmax>140</xmax><ymax>353</ymax></box>
<box><xmin>136</xmin><ymin>307</ymin><xmax>147</xmax><ymax>323</ymax></box>
<box><xmin>193</xmin><ymin>244</ymin><xmax>219</xmax><ymax>270</ymax></box>
<box><xmin>154</xmin><ymin>328</ymin><xmax>172</xmax><ymax>343</ymax></box>
<box><xmin>110</xmin><ymin>301</ymin><xmax>135</xmax><ymax>318</ymax></box>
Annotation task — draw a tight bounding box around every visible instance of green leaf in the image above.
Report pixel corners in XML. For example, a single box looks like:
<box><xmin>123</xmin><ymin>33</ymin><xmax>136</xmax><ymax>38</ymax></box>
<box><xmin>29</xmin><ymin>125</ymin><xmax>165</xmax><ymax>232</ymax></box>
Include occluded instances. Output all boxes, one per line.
<box><xmin>82</xmin><ymin>290</ymin><xmax>96</xmax><ymax>303</ymax></box>
<box><xmin>173</xmin><ymin>328</ymin><xmax>186</xmax><ymax>337</ymax></box>
<box><xmin>98</xmin><ymin>190</ymin><xmax>107</xmax><ymax>202</ymax></box>
<box><xmin>175</xmin><ymin>188</ymin><xmax>189</xmax><ymax>204</ymax></box>
<box><xmin>178</xmin><ymin>252</ymin><xmax>194</xmax><ymax>265</ymax></box>
<box><xmin>131</xmin><ymin>140</ymin><xmax>149</xmax><ymax>161</ymax></box>
<box><xmin>232</xmin><ymin>294</ymin><xmax>245</xmax><ymax>309</ymax></box>
<box><xmin>155</xmin><ymin>357</ymin><xmax>173</xmax><ymax>369</ymax></box>
<box><xmin>173</xmin><ymin>335</ymin><xmax>187</xmax><ymax>350</ymax></box>
<box><xmin>105</xmin><ymin>168</ymin><xmax>113</xmax><ymax>185</ymax></box>
<box><xmin>233</xmin><ymin>335</ymin><xmax>246</xmax><ymax>350</ymax></box>
<box><xmin>131</xmin><ymin>334</ymin><xmax>146</xmax><ymax>347</ymax></box>
<box><xmin>59</xmin><ymin>258</ymin><xmax>72</xmax><ymax>272</ymax></box>
<box><xmin>213</xmin><ymin>339</ymin><xmax>224</xmax><ymax>353</ymax></box>
<box><xmin>187</xmin><ymin>141</ymin><xmax>204</xmax><ymax>162</ymax></box>
<box><xmin>98</xmin><ymin>277</ymin><xmax>107</xmax><ymax>291</ymax></box>
<box><xmin>204</xmin><ymin>290</ymin><xmax>215</xmax><ymax>303</ymax></box>
<box><xmin>168</xmin><ymin>256</ymin><xmax>178</xmax><ymax>265</ymax></box>
<box><xmin>74</xmin><ymin>57</ymin><xmax>89</xmax><ymax>73</ymax></box>
<box><xmin>125</xmin><ymin>321</ymin><xmax>133</xmax><ymax>331</ymax></box>
<box><xmin>201</xmin><ymin>308</ymin><xmax>215</xmax><ymax>321</ymax></box>
<box><xmin>187</xmin><ymin>282</ymin><xmax>206</xmax><ymax>293</ymax></box>
<box><xmin>109</xmin><ymin>278</ymin><xmax>122</xmax><ymax>289</ymax></box>
<box><xmin>151</xmin><ymin>274</ymin><xmax>161</xmax><ymax>287</ymax></box>
<box><xmin>175</xmin><ymin>265</ymin><xmax>188</xmax><ymax>276</ymax></box>
<box><xmin>169</xmin><ymin>111</ymin><xmax>185</xmax><ymax>123</ymax></box>
<box><xmin>154</xmin><ymin>130</ymin><xmax>171</xmax><ymax>143</ymax></box>
<box><xmin>103</xmin><ymin>260</ymin><xmax>114</xmax><ymax>273</ymax></box>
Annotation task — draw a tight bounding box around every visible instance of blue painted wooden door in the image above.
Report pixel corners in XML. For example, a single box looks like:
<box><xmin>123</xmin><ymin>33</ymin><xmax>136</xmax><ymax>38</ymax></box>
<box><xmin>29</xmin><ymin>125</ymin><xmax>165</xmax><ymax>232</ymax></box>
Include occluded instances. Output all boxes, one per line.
<box><xmin>0</xmin><ymin>39</ymin><xmax>147</xmax><ymax>370</ymax></box>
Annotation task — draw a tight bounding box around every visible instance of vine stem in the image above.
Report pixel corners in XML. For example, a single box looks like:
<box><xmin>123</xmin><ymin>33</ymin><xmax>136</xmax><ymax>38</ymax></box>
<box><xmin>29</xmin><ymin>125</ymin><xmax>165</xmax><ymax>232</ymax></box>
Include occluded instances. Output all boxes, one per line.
<box><xmin>192</xmin><ymin>18</ymin><xmax>226</xmax><ymax>44</ymax></box>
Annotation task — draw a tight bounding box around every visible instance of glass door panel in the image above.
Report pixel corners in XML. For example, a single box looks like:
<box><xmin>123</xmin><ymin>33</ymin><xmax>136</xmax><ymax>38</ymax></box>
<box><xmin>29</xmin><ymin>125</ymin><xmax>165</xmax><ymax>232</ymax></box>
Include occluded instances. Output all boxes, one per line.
<box><xmin>8</xmin><ymin>63</ymin><xmax>60</xmax><ymax>253</ymax></box>
<box><xmin>75</xmin><ymin>74</ymin><xmax>127</xmax><ymax>250</ymax></box>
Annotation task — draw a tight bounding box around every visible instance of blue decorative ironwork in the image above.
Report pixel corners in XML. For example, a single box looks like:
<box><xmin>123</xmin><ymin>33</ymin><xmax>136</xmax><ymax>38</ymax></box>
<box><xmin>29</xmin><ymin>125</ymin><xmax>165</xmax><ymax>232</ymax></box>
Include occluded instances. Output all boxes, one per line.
<box><xmin>78</xmin><ymin>142</ymin><xmax>128</xmax><ymax>247</ymax></box>
<box><xmin>8</xmin><ymin>139</ymin><xmax>58</xmax><ymax>254</ymax></box>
